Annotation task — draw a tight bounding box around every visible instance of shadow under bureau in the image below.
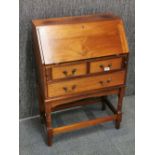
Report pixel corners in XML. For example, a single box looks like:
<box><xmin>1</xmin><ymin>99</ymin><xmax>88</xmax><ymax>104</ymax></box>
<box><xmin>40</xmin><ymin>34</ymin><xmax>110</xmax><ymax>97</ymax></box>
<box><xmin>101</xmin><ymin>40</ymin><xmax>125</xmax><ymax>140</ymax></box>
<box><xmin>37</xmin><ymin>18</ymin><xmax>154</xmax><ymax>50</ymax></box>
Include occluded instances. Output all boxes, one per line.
<box><xmin>32</xmin><ymin>14</ymin><xmax>129</xmax><ymax>146</ymax></box>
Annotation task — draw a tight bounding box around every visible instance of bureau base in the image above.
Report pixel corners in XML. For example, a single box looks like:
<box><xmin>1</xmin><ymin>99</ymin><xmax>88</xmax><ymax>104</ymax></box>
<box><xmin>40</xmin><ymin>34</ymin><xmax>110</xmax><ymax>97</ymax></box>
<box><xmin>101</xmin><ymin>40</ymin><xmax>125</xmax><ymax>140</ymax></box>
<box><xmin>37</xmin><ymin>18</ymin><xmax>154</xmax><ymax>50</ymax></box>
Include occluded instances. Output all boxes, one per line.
<box><xmin>38</xmin><ymin>86</ymin><xmax>125</xmax><ymax>146</ymax></box>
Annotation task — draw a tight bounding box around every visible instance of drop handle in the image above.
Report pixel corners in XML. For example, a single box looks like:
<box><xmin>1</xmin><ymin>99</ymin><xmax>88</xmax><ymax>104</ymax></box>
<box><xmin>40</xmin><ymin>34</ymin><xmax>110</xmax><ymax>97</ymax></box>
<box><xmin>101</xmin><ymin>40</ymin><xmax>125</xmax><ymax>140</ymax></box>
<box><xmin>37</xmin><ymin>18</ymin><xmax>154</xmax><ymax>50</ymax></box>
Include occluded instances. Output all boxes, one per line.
<box><xmin>99</xmin><ymin>81</ymin><xmax>105</xmax><ymax>85</ymax></box>
<box><xmin>72</xmin><ymin>69</ymin><xmax>77</xmax><ymax>75</ymax></box>
<box><xmin>99</xmin><ymin>78</ymin><xmax>112</xmax><ymax>85</ymax></box>
<box><xmin>108</xmin><ymin>63</ymin><xmax>112</xmax><ymax>68</ymax></box>
<box><xmin>63</xmin><ymin>70</ymin><xmax>68</xmax><ymax>76</ymax></box>
<box><xmin>72</xmin><ymin>85</ymin><xmax>77</xmax><ymax>90</ymax></box>
<box><xmin>99</xmin><ymin>65</ymin><xmax>104</xmax><ymax>69</ymax></box>
<box><xmin>63</xmin><ymin>85</ymin><xmax>77</xmax><ymax>93</ymax></box>
<box><xmin>63</xmin><ymin>87</ymin><xmax>68</xmax><ymax>92</ymax></box>
<box><xmin>106</xmin><ymin>78</ymin><xmax>112</xmax><ymax>83</ymax></box>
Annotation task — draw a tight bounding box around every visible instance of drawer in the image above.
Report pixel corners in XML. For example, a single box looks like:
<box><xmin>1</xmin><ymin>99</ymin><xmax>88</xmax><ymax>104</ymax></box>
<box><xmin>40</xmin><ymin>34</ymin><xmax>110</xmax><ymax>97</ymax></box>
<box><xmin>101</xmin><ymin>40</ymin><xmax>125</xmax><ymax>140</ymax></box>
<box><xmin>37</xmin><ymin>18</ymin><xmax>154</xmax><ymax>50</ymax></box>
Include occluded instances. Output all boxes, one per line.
<box><xmin>90</xmin><ymin>57</ymin><xmax>122</xmax><ymax>74</ymax></box>
<box><xmin>48</xmin><ymin>71</ymin><xmax>125</xmax><ymax>98</ymax></box>
<box><xmin>52</xmin><ymin>63</ymin><xmax>87</xmax><ymax>80</ymax></box>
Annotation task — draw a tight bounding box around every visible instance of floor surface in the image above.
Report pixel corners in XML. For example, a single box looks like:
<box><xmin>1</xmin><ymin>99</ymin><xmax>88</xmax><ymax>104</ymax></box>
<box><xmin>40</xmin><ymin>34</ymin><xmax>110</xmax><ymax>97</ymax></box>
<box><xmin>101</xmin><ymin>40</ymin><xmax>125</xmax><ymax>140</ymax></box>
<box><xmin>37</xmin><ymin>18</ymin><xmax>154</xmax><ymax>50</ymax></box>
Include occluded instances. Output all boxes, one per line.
<box><xmin>20</xmin><ymin>95</ymin><xmax>135</xmax><ymax>155</ymax></box>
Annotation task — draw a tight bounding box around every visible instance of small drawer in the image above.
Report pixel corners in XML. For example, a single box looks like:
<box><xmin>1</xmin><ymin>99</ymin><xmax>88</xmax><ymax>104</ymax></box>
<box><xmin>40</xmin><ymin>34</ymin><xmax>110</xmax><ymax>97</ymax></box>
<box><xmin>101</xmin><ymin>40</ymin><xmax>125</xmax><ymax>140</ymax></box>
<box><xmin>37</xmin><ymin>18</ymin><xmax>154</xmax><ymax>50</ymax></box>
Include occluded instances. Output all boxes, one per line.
<box><xmin>90</xmin><ymin>57</ymin><xmax>122</xmax><ymax>73</ymax></box>
<box><xmin>52</xmin><ymin>63</ymin><xmax>87</xmax><ymax>80</ymax></box>
<box><xmin>47</xmin><ymin>71</ymin><xmax>125</xmax><ymax>98</ymax></box>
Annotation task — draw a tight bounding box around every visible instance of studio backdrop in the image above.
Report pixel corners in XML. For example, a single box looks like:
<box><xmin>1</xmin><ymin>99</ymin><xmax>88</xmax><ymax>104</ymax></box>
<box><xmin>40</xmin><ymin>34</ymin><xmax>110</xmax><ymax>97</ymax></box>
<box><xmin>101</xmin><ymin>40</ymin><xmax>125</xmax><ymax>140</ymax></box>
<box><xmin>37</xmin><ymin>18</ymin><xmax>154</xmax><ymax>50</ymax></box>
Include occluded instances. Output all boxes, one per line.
<box><xmin>19</xmin><ymin>0</ymin><xmax>135</xmax><ymax>119</ymax></box>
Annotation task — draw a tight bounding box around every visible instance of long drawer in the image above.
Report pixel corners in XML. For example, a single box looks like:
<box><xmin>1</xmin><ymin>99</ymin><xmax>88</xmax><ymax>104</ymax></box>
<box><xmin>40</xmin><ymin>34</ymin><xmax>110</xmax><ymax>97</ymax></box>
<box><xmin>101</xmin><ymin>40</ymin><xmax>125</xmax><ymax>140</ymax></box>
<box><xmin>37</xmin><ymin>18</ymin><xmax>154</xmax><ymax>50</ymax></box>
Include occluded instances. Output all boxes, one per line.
<box><xmin>47</xmin><ymin>71</ymin><xmax>125</xmax><ymax>98</ymax></box>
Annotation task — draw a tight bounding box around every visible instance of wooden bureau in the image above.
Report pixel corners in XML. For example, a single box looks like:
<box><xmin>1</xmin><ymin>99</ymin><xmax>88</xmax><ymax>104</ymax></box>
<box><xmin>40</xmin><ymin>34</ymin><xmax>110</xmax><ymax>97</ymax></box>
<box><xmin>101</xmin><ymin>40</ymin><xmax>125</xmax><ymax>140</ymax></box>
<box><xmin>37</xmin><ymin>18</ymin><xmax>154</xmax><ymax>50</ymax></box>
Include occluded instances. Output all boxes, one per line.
<box><xmin>32</xmin><ymin>14</ymin><xmax>129</xmax><ymax>146</ymax></box>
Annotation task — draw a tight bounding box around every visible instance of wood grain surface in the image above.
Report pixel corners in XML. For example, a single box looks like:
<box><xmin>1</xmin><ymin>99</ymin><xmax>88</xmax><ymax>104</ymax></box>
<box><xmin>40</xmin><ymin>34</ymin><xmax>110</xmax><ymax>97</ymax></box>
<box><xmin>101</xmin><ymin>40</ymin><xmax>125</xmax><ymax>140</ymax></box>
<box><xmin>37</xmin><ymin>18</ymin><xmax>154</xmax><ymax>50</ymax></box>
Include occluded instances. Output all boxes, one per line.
<box><xmin>33</xmin><ymin>16</ymin><xmax>128</xmax><ymax>64</ymax></box>
<box><xmin>32</xmin><ymin>14</ymin><xmax>130</xmax><ymax>146</ymax></box>
<box><xmin>47</xmin><ymin>71</ymin><xmax>125</xmax><ymax>97</ymax></box>
<box><xmin>20</xmin><ymin>0</ymin><xmax>134</xmax><ymax>119</ymax></box>
<box><xmin>90</xmin><ymin>57</ymin><xmax>122</xmax><ymax>73</ymax></box>
<box><xmin>52</xmin><ymin>62</ymin><xmax>87</xmax><ymax>80</ymax></box>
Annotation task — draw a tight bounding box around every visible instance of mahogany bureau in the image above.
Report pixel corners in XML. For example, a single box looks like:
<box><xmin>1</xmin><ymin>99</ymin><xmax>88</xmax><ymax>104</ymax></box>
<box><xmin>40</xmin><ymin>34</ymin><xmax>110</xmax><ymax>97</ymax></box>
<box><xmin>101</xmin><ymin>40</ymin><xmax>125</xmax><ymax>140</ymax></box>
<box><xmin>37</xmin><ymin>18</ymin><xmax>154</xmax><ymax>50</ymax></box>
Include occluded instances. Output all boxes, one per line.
<box><xmin>32</xmin><ymin>14</ymin><xmax>129</xmax><ymax>146</ymax></box>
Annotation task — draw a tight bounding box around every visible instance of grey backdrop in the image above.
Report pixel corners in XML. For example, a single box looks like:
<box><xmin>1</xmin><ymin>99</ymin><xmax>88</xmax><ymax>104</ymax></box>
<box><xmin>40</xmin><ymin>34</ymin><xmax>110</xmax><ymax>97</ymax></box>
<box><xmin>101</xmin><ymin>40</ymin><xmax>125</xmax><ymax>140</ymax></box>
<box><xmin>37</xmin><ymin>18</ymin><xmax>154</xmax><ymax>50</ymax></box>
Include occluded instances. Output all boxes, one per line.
<box><xmin>19</xmin><ymin>0</ymin><xmax>135</xmax><ymax>119</ymax></box>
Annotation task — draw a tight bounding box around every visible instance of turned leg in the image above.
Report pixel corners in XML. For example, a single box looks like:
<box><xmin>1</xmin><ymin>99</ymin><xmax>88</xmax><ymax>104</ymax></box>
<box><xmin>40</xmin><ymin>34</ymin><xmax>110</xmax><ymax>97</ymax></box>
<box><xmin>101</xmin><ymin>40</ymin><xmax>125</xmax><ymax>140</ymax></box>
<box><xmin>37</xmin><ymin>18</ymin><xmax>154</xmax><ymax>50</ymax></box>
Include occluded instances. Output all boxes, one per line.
<box><xmin>115</xmin><ymin>87</ymin><xmax>125</xmax><ymax>129</ymax></box>
<box><xmin>38</xmin><ymin>90</ymin><xmax>45</xmax><ymax>124</ymax></box>
<box><xmin>45</xmin><ymin>108</ymin><xmax>52</xmax><ymax>146</ymax></box>
<box><xmin>101</xmin><ymin>96</ymin><xmax>106</xmax><ymax>111</ymax></box>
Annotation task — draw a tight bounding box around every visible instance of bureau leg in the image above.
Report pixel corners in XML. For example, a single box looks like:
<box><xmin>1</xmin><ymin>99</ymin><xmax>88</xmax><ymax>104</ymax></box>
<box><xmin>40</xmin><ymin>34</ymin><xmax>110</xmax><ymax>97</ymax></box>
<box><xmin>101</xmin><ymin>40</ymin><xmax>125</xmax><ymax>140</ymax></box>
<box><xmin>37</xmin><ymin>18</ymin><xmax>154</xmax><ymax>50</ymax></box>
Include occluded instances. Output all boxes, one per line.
<box><xmin>36</xmin><ymin>84</ymin><xmax>45</xmax><ymax>123</ymax></box>
<box><xmin>115</xmin><ymin>87</ymin><xmax>125</xmax><ymax>129</ymax></box>
<box><xmin>101</xmin><ymin>96</ymin><xmax>106</xmax><ymax>111</ymax></box>
<box><xmin>38</xmin><ymin>92</ymin><xmax>45</xmax><ymax>124</ymax></box>
<box><xmin>45</xmin><ymin>108</ymin><xmax>52</xmax><ymax>146</ymax></box>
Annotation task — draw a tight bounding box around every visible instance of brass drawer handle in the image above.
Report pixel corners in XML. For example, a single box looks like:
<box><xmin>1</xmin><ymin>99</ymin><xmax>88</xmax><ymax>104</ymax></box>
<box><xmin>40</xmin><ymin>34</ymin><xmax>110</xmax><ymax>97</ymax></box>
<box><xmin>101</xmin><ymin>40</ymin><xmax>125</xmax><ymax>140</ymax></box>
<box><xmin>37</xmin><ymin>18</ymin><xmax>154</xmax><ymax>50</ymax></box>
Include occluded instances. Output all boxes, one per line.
<box><xmin>63</xmin><ymin>87</ymin><xmax>68</xmax><ymax>92</ymax></box>
<box><xmin>63</xmin><ymin>69</ymin><xmax>77</xmax><ymax>77</ymax></box>
<box><xmin>108</xmin><ymin>63</ymin><xmax>112</xmax><ymax>68</ymax></box>
<box><xmin>106</xmin><ymin>78</ymin><xmax>112</xmax><ymax>83</ymax></box>
<box><xmin>99</xmin><ymin>81</ymin><xmax>105</xmax><ymax>85</ymax></box>
<box><xmin>99</xmin><ymin>78</ymin><xmax>112</xmax><ymax>85</ymax></box>
<box><xmin>99</xmin><ymin>65</ymin><xmax>104</xmax><ymax>69</ymax></box>
<box><xmin>63</xmin><ymin>85</ymin><xmax>77</xmax><ymax>92</ymax></box>
<box><xmin>72</xmin><ymin>69</ymin><xmax>77</xmax><ymax>75</ymax></box>
<box><xmin>72</xmin><ymin>85</ymin><xmax>77</xmax><ymax>90</ymax></box>
<box><xmin>63</xmin><ymin>70</ymin><xmax>68</xmax><ymax>76</ymax></box>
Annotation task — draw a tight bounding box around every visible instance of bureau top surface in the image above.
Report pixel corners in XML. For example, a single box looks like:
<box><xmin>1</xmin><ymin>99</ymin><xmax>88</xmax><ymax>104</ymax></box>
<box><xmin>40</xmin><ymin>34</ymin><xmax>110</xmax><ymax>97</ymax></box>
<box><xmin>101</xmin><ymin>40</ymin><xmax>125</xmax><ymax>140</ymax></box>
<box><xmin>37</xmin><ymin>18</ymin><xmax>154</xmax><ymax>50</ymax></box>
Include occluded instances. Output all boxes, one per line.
<box><xmin>32</xmin><ymin>14</ymin><xmax>129</xmax><ymax>65</ymax></box>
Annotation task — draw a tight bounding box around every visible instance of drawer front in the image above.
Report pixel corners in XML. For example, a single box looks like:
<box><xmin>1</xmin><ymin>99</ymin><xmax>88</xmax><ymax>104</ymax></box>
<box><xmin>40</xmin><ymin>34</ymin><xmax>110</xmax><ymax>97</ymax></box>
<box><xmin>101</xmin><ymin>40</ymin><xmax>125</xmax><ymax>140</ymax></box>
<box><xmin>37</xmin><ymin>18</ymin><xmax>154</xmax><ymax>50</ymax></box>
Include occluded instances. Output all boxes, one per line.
<box><xmin>90</xmin><ymin>57</ymin><xmax>122</xmax><ymax>73</ymax></box>
<box><xmin>52</xmin><ymin>63</ymin><xmax>87</xmax><ymax>80</ymax></box>
<box><xmin>48</xmin><ymin>71</ymin><xmax>125</xmax><ymax>97</ymax></box>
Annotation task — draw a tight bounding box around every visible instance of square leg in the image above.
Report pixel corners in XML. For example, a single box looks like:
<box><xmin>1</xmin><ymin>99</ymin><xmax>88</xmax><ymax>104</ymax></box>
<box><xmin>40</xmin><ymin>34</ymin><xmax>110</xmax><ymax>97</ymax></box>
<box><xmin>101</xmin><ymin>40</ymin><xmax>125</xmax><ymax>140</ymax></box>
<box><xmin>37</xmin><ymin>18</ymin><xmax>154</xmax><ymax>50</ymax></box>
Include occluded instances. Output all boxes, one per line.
<box><xmin>45</xmin><ymin>108</ymin><xmax>53</xmax><ymax>146</ymax></box>
<box><xmin>115</xmin><ymin>87</ymin><xmax>125</xmax><ymax>129</ymax></box>
<box><xmin>37</xmin><ymin>86</ymin><xmax>45</xmax><ymax>124</ymax></box>
<box><xmin>101</xmin><ymin>96</ymin><xmax>107</xmax><ymax>110</ymax></box>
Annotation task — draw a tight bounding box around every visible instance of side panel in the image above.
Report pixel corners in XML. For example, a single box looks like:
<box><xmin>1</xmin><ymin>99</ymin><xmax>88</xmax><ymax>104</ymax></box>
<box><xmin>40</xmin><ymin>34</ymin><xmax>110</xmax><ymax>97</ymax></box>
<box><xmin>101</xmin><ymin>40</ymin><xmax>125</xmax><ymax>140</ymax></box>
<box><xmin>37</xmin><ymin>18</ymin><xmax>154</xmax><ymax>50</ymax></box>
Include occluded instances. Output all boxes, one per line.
<box><xmin>32</xmin><ymin>24</ymin><xmax>47</xmax><ymax>99</ymax></box>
